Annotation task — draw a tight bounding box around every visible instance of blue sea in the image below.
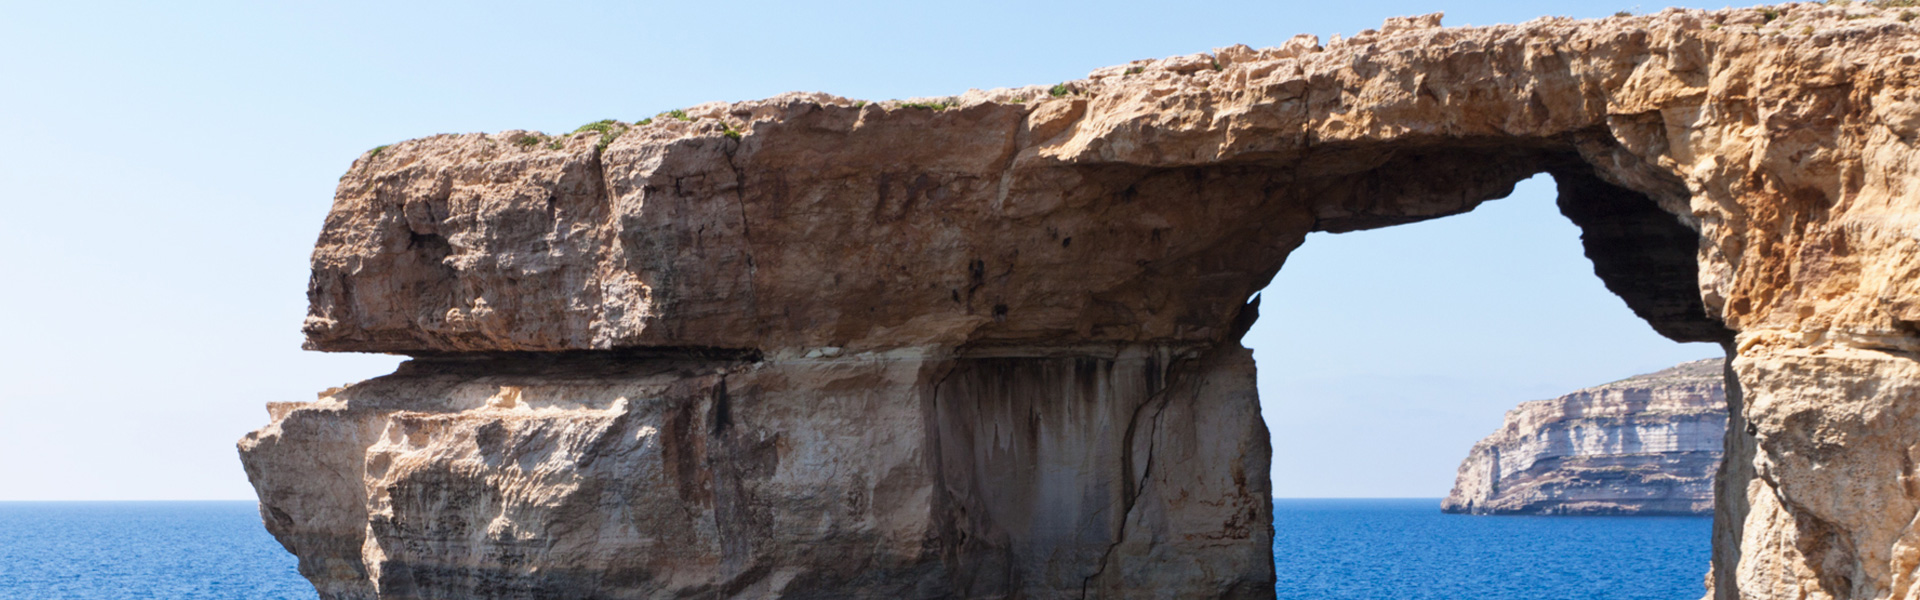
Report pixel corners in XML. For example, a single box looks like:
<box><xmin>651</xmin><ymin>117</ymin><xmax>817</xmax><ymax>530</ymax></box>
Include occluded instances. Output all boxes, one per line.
<box><xmin>0</xmin><ymin>499</ymin><xmax>1710</xmax><ymax>599</ymax></box>
<box><xmin>1273</xmin><ymin>499</ymin><xmax>1713</xmax><ymax>600</ymax></box>
<box><xmin>0</xmin><ymin>502</ymin><xmax>314</xmax><ymax>600</ymax></box>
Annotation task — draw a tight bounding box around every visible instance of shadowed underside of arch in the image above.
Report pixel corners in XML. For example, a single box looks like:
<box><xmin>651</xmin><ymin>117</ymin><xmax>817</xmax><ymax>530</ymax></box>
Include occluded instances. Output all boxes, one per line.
<box><xmin>244</xmin><ymin>5</ymin><xmax>1920</xmax><ymax>599</ymax></box>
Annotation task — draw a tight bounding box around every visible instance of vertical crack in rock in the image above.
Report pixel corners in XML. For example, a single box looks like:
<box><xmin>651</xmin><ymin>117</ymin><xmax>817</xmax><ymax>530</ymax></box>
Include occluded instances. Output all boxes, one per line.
<box><xmin>1712</xmin><ymin>340</ymin><xmax>1754</xmax><ymax>597</ymax></box>
<box><xmin>719</xmin><ymin>135</ymin><xmax>759</xmax><ymax>334</ymax></box>
<box><xmin>1081</xmin><ymin>354</ymin><xmax>1177</xmax><ymax>600</ymax></box>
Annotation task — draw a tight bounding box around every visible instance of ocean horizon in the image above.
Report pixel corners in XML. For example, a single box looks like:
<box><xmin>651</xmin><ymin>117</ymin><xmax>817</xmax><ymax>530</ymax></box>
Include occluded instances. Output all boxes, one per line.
<box><xmin>0</xmin><ymin>499</ymin><xmax>1710</xmax><ymax>599</ymax></box>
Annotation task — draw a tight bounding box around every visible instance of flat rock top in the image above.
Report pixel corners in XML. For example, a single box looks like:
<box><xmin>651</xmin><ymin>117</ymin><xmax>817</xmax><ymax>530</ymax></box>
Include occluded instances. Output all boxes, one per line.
<box><xmin>1587</xmin><ymin>357</ymin><xmax>1727</xmax><ymax>391</ymax></box>
<box><xmin>304</xmin><ymin>4</ymin><xmax>1920</xmax><ymax>355</ymax></box>
<box><xmin>1484</xmin><ymin>357</ymin><xmax>1728</xmax><ymax>447</ymax></box>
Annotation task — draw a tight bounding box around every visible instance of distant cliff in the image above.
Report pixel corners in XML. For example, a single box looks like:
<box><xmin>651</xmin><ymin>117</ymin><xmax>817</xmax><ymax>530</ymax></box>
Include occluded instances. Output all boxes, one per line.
<box><xmin>1442</xmin><ymin>358</ymin><xmax>1726</xmax><ymax>516</ymax></box>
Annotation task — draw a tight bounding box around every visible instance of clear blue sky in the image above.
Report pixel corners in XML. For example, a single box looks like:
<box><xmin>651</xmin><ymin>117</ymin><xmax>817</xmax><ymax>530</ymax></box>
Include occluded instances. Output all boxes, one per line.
<box><xmin>0</xmin><ymin>1</ymin><xmax>1725</xmax><ymax>500</ymax></box>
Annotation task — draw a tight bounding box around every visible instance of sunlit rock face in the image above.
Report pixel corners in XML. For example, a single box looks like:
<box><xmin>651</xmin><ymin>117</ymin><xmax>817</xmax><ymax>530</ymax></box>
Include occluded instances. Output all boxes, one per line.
<box><xmin>245</xmin><ymin>4</ymin><xmax>1920</xmax><ymax>599</ymax></box>
<box><xmin>1443</xmin><ymin>358</ymin><xmax>1726</xmax><ymax>516</ymax></box>
<box><xmin>243</xmin><ymin>347</ymin><xmax>1272</xmax><ymax>600</ymax></box>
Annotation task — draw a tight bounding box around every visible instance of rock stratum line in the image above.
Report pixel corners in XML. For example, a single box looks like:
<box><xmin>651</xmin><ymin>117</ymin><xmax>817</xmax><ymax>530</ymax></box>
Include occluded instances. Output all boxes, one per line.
<box><xmin>243</xmin><ymin>4</ymin><xmax>1920</xmax><ymax>598</ymax></box>
<box><xmin>1444</xmin><ymin>358</ymin><xmax>1727</xmax><ymax>516</ymax></box>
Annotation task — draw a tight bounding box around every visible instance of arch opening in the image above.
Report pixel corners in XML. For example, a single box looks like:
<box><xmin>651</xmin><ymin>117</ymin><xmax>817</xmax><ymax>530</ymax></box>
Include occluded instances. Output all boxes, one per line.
<box><xmin>1242</xmin><ymin>169</ymin><xmax>1739</xmax><ymax>598</ymax></box>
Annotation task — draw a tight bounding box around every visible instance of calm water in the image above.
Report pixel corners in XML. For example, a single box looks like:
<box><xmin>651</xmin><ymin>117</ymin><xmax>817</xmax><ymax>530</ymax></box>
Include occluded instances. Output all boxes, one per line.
<box><xmin>0</xmin><ymin>499</ymin><xmax>1709</xmax><ymax>599</ymax></box>
<box><xmin>1274</xmin><ymin>499</ymin><xmax>1713</xmax><ymax>600</ymax></box>
<box><xmin>0</xmin><ymin>502</ymin><xmax>314</xmax><ymax>600</ymax></box>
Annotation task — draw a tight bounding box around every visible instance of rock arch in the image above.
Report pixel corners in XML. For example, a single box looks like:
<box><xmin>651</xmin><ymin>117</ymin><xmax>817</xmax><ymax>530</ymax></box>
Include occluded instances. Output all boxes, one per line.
<box><xmin>245</xmin><ymin>5</ymin><xmax>1920</xmax><ymax>598</ymax></box>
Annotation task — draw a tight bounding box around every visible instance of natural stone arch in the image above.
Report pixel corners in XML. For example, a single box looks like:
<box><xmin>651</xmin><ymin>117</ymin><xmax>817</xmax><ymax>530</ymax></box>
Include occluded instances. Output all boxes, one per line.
<box><xmin>247</xmin><ymin>5</ymin><xmax>1920</xmax><ymax>599</ymax></box>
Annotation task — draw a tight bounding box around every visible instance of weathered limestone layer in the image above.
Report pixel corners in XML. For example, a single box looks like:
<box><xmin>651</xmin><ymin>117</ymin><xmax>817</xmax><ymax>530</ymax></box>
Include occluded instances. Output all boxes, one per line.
<box><xmin>244</xmin><ymin>347</ymin><xmax>1271</xmax><ymax>599</ymax></box>
<box><xmin>245</xmin><ymin>4</ymin><xmax>1920</xmax><ymax>599</ymax></box>
<box><xmin>1443</xmin><ymin>358</ymin><xmax>1727</xmax><ymax>516</ymax></box>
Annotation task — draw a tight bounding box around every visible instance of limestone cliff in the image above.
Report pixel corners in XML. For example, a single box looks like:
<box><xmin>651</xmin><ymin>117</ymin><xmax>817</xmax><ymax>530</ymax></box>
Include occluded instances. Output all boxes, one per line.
<box><xmin>1443</xmin><ymin>358</ymin><xmax>1726</xmax><ymax>516</ymax></box>
<box><xmin>245</xmin><ymin>4</ymin><xmax>1920</xmax><ymax>599</ymax></box>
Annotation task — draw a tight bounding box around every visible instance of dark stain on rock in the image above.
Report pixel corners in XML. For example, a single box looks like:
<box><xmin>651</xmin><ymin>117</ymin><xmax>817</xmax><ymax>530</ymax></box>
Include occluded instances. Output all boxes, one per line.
<box><xmin>474</xmin><ymin>421</ymin><xmax>508</xmax><ymax>458</ymax></box>
<box><xmin>711</xmin><ymin>378</ymin><xmax>733</xmax><ymax>436</ymax></box>
<box><xmin>662</xmin><ymin>395</ymin><xmax>713</xmax><ymax>507</ymax></box>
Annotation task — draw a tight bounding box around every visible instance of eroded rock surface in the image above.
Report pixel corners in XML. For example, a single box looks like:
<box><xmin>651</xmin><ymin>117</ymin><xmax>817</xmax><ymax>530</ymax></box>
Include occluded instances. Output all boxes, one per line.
<box><xmin>245</xmin><ymin>348</ymin><xmax>1271</xmax><ymax>599</ymax></box>
<box><xmin>1443</xmin><ymin>358</ymin><xmax>1726</xmax><ymax>516</ymax></box>
<box><xmin>246</xmin><ymin>4</ymin><xmax>1920</xmax><ymax>599</ymax></box>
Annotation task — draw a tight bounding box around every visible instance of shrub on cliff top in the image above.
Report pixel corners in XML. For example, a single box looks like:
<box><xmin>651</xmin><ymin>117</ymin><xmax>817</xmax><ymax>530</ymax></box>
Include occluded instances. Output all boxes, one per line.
<box><xmin>573</xmin><ymin>119</ymin><xmax>629</xmax><ymax>151</ymax></box>
<box><xmin>900</xmin><ymin>97</ymin><xmax>958</xmax><ymax>111</ymax></box>
<box><xmin>572</xmin><ymin>119</ymin><xmax>620</xmax><ymax>135</ymax></box>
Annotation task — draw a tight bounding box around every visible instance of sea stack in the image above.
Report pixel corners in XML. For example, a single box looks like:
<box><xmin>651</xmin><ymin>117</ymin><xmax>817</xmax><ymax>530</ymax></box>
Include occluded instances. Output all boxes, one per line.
<box><xmin>243</xmin><ymin>4</ymin><xmax>1920</xmax><ymax>599</ymax></box>
<box><xmin>1443</xmin><ymin>358</ymin><xmax>1727</xmax><ymax>516</ymax></box>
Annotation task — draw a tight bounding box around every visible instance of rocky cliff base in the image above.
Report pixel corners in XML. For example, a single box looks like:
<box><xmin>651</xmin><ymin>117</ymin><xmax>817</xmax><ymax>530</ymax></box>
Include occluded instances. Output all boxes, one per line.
<box><xmin>243</xmin><ymin>347</ymin><xmax>1273</xmax><ymax>599</ymax></box>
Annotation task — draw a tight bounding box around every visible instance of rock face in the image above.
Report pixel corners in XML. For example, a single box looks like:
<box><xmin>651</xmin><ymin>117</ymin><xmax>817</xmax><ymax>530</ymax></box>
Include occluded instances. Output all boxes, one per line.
<box><xmin>1443</xmin><ymin>358</ymin><xmax>1727</xmax><ymax>516</ymax></box>
<box><xmin>244</xmin><ymin>348</ymin><xmax>1270</xmax><ymax>599</ymax></box>
<box><xmin>243</xmin><ymin>4</ymin><xmax>1920</xmax><ymax>599</ymax></box>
